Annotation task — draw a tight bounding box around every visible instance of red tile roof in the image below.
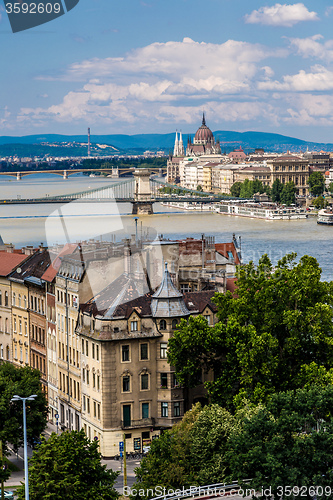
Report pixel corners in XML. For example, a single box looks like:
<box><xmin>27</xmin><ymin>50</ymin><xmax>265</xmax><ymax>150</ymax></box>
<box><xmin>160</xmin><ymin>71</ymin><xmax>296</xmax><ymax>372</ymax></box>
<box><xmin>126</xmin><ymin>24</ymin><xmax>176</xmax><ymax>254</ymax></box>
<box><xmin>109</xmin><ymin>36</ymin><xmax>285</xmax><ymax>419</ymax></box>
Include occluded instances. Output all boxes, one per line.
<box><xmin>215</xmin><ymin>242</ymin><xmax>241</xmax><ymax>265</ymax></box>
<box><xmin>41</xmin><ymin>243</ymin><xmax>78</xmax><ymax>282</ymax></box>
<box><xmin>0</xmin><ymin>252</ymin><xmax>30</xmax><ymax>277</ymax></box>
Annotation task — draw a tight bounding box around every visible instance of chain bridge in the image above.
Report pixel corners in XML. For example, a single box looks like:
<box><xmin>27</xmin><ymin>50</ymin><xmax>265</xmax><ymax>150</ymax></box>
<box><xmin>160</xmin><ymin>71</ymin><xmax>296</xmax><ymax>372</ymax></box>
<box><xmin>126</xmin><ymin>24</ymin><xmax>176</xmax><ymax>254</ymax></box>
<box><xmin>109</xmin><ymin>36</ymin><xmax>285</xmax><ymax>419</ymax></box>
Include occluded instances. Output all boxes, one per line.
<box><xmin>1</xmin><ymin>169</ymin><xmax>224</xmax><ymax>214</ymax></box>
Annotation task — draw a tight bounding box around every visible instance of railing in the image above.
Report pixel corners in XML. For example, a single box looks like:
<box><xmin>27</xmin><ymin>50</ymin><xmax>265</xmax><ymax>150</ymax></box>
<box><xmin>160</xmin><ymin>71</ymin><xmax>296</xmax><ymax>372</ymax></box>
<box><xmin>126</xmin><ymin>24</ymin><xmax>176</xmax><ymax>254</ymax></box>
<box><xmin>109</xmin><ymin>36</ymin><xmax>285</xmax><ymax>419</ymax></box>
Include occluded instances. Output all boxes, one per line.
<box><xmin>149</xmin><ymin>482</ymin><xmax>247</xmax><ymax>500</ymax></box>
<box><xmin>121</xmin><ymin>417</ymin><xmax>155</xmax><ymax>429</ymax></box>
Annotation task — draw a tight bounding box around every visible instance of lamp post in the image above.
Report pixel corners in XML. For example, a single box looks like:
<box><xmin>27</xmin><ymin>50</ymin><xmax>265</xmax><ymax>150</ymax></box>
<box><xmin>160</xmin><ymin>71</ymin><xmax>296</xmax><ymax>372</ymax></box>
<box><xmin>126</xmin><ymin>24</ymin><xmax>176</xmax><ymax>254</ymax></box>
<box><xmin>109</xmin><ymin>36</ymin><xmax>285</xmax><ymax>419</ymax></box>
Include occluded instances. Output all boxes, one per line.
<box><xmin>10</xmin><ymin>394</ymin><xmax>37</xmax><ymax>500</ymax></box>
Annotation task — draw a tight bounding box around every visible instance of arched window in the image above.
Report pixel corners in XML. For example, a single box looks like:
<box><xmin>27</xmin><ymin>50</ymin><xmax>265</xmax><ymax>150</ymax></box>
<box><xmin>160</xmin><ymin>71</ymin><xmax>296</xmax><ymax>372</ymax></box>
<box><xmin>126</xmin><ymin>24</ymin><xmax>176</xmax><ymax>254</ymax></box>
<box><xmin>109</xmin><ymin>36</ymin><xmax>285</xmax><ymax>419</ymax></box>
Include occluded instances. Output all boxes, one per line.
<box><xmin>4</xmin><ymin>292</ymin><xmax>8</xmax><ymax>307</ymax></box>
<box><xmin>12</xmin><ymin>293</ymin><xmax>16</xmax><ymax>306</ymax></box>
<box><xmin>172</xmin><ymin>319</ymin><xmax>178</xmax><ymax>329</ymax></box>
<box><xmin>5</xmin><ymin>318</ymin><xmax>8</xmax><ymax>333</ymax></box>
<box><xmin>159</xmin><ymin>319</ymin><xmax>167</xmax><ymax>330</ymax></box>
<box><xmin>24</xmin><ymin>295</ymin><xmax>27</xmax><ymax>309</ymax></box>
<box><xmin>6</xmin><ymin>345</ymin><xmax>10</xmax><ymax>360</ymax></box>
<box><xmin>18</xmin><ymin>294</ymin><xmax>21</xmax><ymax>308</ymax></box>
<box><xmin>0</xmin><ymin>344</ymin><xmax>3</xmax><ymax>359</ymax></box>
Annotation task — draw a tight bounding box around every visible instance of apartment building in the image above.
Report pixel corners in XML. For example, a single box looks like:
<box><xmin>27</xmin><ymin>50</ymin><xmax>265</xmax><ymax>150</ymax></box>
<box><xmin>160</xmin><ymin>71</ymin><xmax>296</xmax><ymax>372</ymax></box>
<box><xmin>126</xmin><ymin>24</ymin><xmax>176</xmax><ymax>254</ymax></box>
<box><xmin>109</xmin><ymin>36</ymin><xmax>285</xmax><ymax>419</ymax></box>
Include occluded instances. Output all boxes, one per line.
<box><xmin>56</xmin><ymin>251</ymin><xmax>83</xmax><ymax>432</ymax></box>
<box><xmin>266</xmin><ymin>155</ymin><xmax>310</xmax><ymax>195</ymax></box>
<box><xmin>0</xmin><ymin>249</ymin><xmax>31</xmax><ymax>362</ymax></box>
<box><xmin>78</xmin><ymin>262</ymin><xmax>217</xmax><ymax>457</ymax></box>
<box><xmin>10</xmin><ymin>248</ymin><xmax>51</xmax><ymax>390</ymax></box>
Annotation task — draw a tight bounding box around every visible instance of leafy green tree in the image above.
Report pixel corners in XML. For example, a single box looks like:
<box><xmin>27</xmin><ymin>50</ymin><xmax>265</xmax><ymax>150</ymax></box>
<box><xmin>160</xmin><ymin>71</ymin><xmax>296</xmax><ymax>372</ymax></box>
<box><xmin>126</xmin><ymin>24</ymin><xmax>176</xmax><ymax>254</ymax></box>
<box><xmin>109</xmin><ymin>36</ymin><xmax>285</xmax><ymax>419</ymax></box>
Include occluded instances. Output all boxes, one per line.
<box><xmin>280</xmin><ymin>181</ymin><xmax>296</xmax><ymax>205</ymax></box>
<box><xmin>230</xmin><ymin>182</ymin><xmax>242</xmax><ymax>197</ymax></box>
<box><xmin>328</xmin><ymin>182</ymin><xmax>333</xmax><ymax>195</ymax></box>
<box><xmin>196</xmin><ymin>185</ymin><xmax>203</xmax><ymax>192</ymax></box>
<box><xmin>309</xmin><ymin>171</ymin><xmax>325</xmax><ymax>197</ymax></box>
<box><xmin>252</xmin><ymin>179</ymin><xmax>265</xmax><ymax>194</ymax></box>
<box><xmin>16</xmin><ymin>430</ymin><xmax>119</xmax><ymax>500</ymax></box>
<box><xmin>312</xmin><ymin>195</ymin><xmax>327</xmax><ymax>209</ymax></box>
<box><xmin>132</xmin><ymin>403</ymin><xmax>238</xmax><ymax>497</ymax></box>
<box><xmin>190</xmin><ymin>404</ymin><xmax>236</xmax><ymax>485</ymax></box>
<box><xmin>271</xmin><ymin>179</ymin><xmax>283</xmax><ymax>202</ymax></box>
<box><xmin>168</xmin><ymin>253</ymin><xmax>333</xmax><ymax>409</ymax></box>
<box><xmin>132</xmin><ymin>404</ymin><xmax>202</xmax><ymax>498</ymax></box>
<box><xmin>228</xmin><ymin>385</ymin><xmax>333</xmax><ymax>499</ymax></box>
<box><xmin>0</xmin><ymin>362</ymin><xmax>47</xmax><ymax>453</ymax></box>
<box><xmin>239</xmin><ymin>179</ymin><xmax>253</xmax><ymax>198</ymax></box>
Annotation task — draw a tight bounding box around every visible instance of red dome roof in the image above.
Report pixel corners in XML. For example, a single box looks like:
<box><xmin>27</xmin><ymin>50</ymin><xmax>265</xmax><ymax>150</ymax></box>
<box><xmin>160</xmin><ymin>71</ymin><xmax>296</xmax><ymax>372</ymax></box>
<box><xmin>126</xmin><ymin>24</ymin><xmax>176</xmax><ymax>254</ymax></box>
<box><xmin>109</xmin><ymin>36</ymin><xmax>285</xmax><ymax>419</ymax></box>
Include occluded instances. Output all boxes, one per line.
<box><xmin>194</xmin><ymin>114</ymin><xmax>214</xmax><ymax>143</ymax></box>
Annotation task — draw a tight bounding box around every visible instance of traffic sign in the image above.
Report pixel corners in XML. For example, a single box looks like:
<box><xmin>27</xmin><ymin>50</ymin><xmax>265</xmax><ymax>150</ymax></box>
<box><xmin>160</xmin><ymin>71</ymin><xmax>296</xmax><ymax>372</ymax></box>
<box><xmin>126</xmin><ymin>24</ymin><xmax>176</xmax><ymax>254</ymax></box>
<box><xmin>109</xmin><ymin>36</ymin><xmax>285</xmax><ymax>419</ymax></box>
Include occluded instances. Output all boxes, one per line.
<box><xmin>119</xmin><ymin>441</ymin><xmax>124</xmax><ymax>452</ymax></box>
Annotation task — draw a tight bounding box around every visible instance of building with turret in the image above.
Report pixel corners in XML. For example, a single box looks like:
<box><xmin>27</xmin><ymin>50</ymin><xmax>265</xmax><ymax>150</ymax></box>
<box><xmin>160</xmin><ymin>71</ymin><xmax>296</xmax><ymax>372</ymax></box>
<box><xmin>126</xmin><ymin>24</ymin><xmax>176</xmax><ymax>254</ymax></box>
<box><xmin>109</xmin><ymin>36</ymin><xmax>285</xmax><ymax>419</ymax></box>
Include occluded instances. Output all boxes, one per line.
<box><xmin>186</xmin><ymin>114</ymin><xmax>221</xmax><ymax>156</ymax></box>
<box><xmin>167</xmin><ymin>115</ymin><xmax>223</xmax><ymax>185</ymax></box>
<box><xmin>77</xmin><ymin>260</ymin><xmax>218</xmax><ymax>457</ymax></box>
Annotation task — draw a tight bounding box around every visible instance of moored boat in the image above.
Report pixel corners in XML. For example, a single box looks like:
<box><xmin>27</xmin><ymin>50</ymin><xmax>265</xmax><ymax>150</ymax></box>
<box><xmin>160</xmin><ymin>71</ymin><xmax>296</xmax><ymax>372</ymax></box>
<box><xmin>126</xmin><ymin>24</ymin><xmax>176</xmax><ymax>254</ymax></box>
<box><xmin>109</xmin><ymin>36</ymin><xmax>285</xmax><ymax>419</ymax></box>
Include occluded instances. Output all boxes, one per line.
<box><xmin>317</xmin><ymin>208</ymin><xmax>333</xmax><ymax>225</ymax></box>
<box><xmin>215</xmin><ymin>201</ymin><xmax>307</xmax><ymax>220</ymax></box>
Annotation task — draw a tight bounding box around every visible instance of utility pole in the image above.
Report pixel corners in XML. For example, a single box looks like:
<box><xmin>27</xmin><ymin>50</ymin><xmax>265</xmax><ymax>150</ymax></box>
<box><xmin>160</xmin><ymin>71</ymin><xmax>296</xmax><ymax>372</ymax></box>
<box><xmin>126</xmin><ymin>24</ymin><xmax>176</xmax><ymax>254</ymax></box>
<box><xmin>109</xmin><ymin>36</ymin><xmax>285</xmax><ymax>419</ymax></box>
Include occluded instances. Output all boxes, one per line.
<box><xmin>0</xmin><ymin>439</ymin><xmax>4</xmax><ymax>500</ymax></box>
<box><xmin>123</xmin><ymin>433</ymin><xmax>127</xmax><ymax>488</ymax></box>
<box><xmin>11</xmin><ymin>394</ymin><xmax>37</xmax><ymax>500</ymax></box>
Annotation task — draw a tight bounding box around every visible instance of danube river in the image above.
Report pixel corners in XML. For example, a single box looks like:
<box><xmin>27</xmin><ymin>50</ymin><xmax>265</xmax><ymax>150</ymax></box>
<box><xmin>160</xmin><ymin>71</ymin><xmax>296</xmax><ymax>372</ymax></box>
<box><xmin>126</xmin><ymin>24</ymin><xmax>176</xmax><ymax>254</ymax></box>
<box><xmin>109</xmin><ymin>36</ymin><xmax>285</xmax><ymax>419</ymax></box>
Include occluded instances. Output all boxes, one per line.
<box><xmin>0</xmin><ymin>173</ymin><xmax>331</xmax><ymax>280</ymax></box>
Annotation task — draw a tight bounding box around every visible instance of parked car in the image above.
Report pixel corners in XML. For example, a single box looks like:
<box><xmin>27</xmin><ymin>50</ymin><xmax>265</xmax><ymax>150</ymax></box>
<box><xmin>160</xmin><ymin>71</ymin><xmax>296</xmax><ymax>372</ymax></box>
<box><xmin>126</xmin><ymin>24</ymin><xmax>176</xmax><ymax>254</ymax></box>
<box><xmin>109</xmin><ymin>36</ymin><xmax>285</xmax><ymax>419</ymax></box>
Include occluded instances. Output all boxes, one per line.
<box><xmin>0</xmin><ymin>490</ymin><xmax>14</xmax><ymax>500</ymax></box>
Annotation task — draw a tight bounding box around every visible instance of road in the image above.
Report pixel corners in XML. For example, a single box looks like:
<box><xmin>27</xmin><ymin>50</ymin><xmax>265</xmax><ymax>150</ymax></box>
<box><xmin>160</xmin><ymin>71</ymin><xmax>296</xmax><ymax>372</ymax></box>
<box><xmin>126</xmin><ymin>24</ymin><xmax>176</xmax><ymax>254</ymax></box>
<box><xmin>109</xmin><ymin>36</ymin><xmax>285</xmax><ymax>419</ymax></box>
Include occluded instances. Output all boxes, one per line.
<box><xmin>4</xmin><ymin>421</ymin><xmax>138</xmax><ymax>496</ymax></box>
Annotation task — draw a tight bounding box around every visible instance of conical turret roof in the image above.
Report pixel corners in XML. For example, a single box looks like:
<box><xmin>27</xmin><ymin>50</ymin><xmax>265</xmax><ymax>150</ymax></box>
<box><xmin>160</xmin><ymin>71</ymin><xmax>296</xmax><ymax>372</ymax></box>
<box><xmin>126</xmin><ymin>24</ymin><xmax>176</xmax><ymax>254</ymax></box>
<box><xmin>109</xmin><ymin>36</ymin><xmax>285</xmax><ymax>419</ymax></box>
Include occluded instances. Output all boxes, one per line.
<box><xmin>151</xmin><ymin>262</ymin><xmax>190</xmax><ymax>317</ymax></box>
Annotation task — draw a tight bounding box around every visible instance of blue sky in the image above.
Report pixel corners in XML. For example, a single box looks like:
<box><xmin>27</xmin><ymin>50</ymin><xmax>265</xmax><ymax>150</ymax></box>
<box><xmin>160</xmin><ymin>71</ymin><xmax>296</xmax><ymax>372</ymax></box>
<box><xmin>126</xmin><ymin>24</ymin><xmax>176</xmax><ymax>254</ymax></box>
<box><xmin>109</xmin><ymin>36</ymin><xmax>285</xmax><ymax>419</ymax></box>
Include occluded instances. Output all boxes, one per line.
<box><xmin>2</xmin><ymin>0</ymin><xmax>333</xmax><ymax>142</ymax></box>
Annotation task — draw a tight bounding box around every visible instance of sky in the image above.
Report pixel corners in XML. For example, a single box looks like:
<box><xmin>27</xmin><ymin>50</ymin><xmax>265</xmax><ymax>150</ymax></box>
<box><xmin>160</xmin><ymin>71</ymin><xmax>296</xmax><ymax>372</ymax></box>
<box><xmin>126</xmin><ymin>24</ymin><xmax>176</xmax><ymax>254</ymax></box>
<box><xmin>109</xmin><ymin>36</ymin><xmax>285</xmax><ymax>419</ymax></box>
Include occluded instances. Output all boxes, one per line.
<box><xmin>2</xmin><ymin>0</ymin><xmax>333</xmax><ymax>142</ymax></box>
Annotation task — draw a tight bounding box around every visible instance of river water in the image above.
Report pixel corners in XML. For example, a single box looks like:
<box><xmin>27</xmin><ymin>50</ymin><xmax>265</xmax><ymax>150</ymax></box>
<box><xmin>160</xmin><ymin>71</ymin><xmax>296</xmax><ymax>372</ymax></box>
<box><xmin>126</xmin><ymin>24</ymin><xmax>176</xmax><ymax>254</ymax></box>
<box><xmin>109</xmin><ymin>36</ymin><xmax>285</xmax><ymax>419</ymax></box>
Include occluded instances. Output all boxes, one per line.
<box><xmin>0</xmin><ymin>173</ymin><xmax>331</xmax><ymax>280</ymax></box>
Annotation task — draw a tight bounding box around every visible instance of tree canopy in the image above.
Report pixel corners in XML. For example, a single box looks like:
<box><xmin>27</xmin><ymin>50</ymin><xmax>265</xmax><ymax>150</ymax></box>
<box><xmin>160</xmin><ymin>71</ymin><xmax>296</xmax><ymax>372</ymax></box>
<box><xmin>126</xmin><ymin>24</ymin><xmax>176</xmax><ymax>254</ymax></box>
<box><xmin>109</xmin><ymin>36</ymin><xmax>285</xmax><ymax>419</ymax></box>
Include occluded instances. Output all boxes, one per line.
<box><xmin>238</xmin><ymin>179</ymin><xmax>269</xmax><ymax>199</ymax></box>
<box><xmin>16</xmin><ymin>430</ymin><xmax>119</xmax><ymax>500</ymax></box>
<box><xmin>230</xmin><ymin>181</ymin><xmax>242</xmax><ymax>197</ymax></box>
<box><xmin>168</xmin><ymin>253</ymin><xmax>333</xmax><ymax>409</ymax></box>
<box><xmin>228</xmin><ymin>385</ymin><xmax>333</xmax><ymax>499</ymax></box>
<box><xmin>280</xmin><ymin>181</ymin><xmax>296</xmax><ymax>205</ymax></box>
<box><xmin>134</xmin><ymin>385</ymin><xmax>333</xmax><ymax>498</ymax></box>
<box><xmin>0</xmin><ymin>362</ymin><xmax>48</xmax><ymax>453</ymax></box>
<box><xmin>309</xmin><ymin>171</ymin><xmax>325</xmax><ymax>197</ymax></box>
<box><xmin>312</xmin><ymin>195</ymin><xmax>327</xmax><ymax>209</ymax></box>
<box><xmin>132</xmin><ymin>403</ymin><xmax>237</xmax><ymax>498</ymax></box>
<box><xmin>271</xmin><ymin>178</ymin><xmax>283</xmax><ymax>202</ymax></box>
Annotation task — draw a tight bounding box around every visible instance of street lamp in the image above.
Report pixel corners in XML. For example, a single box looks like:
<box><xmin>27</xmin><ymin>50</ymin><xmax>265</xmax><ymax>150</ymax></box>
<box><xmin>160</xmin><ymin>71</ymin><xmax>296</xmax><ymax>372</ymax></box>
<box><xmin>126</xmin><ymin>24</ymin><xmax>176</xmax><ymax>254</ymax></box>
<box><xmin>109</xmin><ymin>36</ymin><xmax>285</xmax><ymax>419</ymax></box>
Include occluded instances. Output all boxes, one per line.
<box><xmin>10</xmin><ymin>394</ymin><xmax>37</xmax><ymax>500</ymax></box>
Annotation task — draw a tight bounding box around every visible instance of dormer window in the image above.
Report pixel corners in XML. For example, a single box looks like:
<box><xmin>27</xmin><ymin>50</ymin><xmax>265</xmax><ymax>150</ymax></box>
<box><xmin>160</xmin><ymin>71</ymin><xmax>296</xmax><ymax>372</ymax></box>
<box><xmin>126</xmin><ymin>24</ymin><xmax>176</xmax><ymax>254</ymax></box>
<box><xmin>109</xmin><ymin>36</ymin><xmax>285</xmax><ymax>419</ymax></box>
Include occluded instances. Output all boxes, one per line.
<box><xmin>159</xmin><ymin>319</ymin><xmax>167</xmax><ymax>330</ymax></box>
<box><xmin>130</xmin><ymin>320</ymin><xmax>138</xmax><ymax>332</ymax></box>
<box><xmin>204</xmin><ymin>314</ymin><xmax>211</xmax><ymax>325</ymax></box>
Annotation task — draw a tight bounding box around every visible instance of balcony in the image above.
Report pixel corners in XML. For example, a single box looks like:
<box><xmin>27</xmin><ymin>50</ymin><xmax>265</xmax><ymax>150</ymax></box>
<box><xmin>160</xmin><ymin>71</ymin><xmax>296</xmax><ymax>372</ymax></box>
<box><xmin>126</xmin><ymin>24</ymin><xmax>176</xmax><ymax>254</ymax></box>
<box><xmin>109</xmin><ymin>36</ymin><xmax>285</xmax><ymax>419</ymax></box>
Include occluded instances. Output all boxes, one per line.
<box><xmin>121</xmin><ymin>417</ymin><xmax>155</xmax><ymax>429</ymax></box>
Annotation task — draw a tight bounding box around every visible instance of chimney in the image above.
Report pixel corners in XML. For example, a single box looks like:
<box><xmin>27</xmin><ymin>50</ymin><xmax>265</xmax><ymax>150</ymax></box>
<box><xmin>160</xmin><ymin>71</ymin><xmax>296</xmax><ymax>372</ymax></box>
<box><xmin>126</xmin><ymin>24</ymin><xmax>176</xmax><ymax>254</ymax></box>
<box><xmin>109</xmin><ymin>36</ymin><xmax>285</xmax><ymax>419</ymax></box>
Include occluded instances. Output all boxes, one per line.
<box><xmin>25</xmin><ymin>245</ymin><xmax>34</xmax><ymax>255</ymax></box>
<box><xmin>88</xmin><ymin>128</ymin><xmax>91</xmax><ymax>157</ymax></box>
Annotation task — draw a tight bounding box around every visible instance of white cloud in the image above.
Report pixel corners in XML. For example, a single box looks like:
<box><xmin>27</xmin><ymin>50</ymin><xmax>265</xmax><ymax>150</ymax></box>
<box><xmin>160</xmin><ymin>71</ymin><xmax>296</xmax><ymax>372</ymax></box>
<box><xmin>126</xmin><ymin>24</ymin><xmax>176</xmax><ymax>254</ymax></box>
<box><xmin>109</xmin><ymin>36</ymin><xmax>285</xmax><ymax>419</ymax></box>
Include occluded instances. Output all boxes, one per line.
<box><xmin>325</xmin><ymin>6</ymin><xmax>333</xmax><ymax>17</ymax></box>
<box><xmin>288</xmin><ymin>35</ymin><xmax>333</xmax><ymax>61</ymax></box>
<box><xmin>285</xmin><ymin>94</ymin><xmax>333</xmax><ymax>125</ymax></box>
<box><xmin>258</xmin><ymin>65</ymin><xmax>333</xmax><ymax>92</ymax></box>
<box><xmin>245</xmin><ymin>3</ymin><xmax>319</xmax><ymax>27</ymax></box>
<box><xmin>39</xmin><ymin>38</ymin><xmax>282</xmax><ymax>83</ymax></box>
<box><xmin>19</xmin><ymin>38</ymin><xmax>285</xmax><ymax>129</ymax></box>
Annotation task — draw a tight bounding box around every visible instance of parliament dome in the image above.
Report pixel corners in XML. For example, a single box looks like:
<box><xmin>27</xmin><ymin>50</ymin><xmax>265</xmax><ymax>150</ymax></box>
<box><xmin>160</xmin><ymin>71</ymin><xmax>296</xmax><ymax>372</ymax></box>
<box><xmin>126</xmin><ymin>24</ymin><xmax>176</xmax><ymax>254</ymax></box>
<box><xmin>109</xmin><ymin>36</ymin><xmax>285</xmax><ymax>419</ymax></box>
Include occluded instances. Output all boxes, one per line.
<box><xmin>194</xmin><ymin>113</ymin><xmax>214</xmax><ymax>143</ymax></box>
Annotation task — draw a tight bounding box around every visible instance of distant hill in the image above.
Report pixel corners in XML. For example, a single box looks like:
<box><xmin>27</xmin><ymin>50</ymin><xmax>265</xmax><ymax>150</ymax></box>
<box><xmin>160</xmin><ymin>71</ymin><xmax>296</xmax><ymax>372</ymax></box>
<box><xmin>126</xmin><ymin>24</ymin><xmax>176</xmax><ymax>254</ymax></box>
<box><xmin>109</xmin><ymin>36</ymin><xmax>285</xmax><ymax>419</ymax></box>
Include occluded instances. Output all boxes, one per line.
<box><xmin>0</xmin><ymin>131</ymin><xmax>332</xmax><ymax>155</ymax></box>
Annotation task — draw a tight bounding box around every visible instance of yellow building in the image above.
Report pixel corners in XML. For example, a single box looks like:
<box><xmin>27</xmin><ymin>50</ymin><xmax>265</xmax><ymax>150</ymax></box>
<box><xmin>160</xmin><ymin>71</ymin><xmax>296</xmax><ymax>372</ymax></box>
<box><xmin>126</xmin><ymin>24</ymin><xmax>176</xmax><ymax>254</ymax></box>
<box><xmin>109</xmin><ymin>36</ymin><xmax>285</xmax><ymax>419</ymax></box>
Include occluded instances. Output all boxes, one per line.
<box><xmin>0</xmin><ymin>249</ymin><xmax>30</xmax><ymax>363</ymax></box>
<box><xmin>56</xmin><ymin>254</ymin><xmax>83</xmax><ymax>431</ymax></box>
<box><xmin>10</xmin><ymin>279</ymin><xmax>29</xmax><ymax>368</ymax></box>
<box><xmin>78</xmin><ymin>264</ymin><xmax>217</xmax><ymax>458</ymax></box>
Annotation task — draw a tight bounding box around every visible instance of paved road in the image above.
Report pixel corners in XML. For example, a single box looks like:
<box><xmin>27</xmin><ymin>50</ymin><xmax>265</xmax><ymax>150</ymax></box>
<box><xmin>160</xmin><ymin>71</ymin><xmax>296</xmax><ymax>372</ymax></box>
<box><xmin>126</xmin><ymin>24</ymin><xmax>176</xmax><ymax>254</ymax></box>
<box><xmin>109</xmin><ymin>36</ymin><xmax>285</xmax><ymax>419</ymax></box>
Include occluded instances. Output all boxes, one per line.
<box><xmin>4</xmin><ymin>421</ymin><xmax>138</xmax><ymax>495</ymax></box>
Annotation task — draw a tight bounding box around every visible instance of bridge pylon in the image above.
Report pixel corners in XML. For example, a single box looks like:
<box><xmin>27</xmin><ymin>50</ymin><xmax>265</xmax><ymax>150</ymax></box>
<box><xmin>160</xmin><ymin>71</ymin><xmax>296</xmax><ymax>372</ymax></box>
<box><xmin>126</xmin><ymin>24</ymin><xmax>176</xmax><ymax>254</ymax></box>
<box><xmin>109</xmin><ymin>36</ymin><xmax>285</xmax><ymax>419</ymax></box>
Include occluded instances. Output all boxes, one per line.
<box><xmin>17</xmin><ymin>172</ymin><xmax>21</xmax><ymax>180</ymax></box>
<box><xmin>132</xmin><ymin>169</ymin><xmax>154</xmax><ymax>215</ymax></box>
<box><xmin>63</xmin><ymin>170</ymin><xmax>68</xmax><ymax>179</ymax></box>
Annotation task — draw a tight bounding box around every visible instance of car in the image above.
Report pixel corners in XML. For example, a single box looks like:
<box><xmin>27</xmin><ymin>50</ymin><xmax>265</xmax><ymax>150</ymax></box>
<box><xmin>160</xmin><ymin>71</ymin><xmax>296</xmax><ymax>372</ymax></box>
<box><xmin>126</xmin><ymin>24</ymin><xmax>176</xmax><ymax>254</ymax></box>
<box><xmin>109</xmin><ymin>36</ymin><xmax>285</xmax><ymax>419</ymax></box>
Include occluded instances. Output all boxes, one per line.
<box><xmin>0</xmin><ymin>490</ymin><xmax>14</xmax><ymax>500</ymax></box>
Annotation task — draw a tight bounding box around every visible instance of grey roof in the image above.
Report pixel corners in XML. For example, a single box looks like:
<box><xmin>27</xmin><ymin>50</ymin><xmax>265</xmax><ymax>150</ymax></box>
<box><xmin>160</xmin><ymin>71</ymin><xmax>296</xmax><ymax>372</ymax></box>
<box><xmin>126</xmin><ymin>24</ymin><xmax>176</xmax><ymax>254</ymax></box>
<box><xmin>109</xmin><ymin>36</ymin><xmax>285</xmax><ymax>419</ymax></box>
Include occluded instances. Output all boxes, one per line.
<box><xmin>151</xmin><ymin>262</ymin><xmax>190</xmax><ymax>318</ymax></box>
